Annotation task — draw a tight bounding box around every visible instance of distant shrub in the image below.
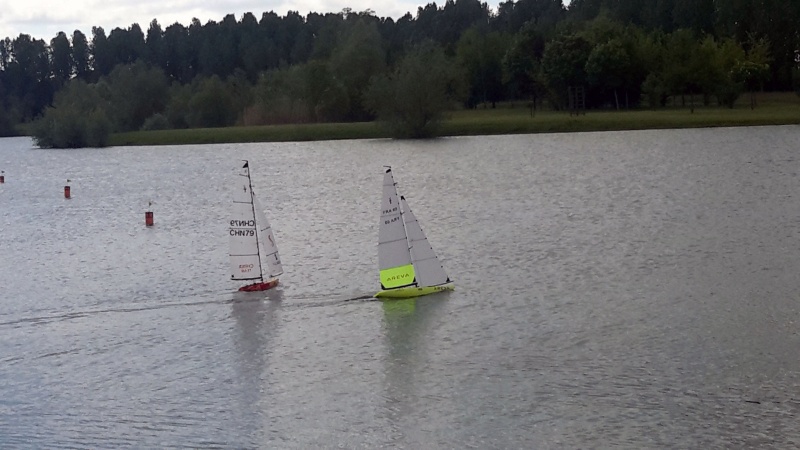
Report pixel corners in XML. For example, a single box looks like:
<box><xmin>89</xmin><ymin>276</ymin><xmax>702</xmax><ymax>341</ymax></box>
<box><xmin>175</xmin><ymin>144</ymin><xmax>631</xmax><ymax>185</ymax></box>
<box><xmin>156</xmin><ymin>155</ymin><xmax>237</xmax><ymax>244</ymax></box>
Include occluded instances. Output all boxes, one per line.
<box><xmin>0</xmin><ymin>108</ymin><xmax>16</xmax><ymax>137</ymax></box>
<box><xmin>141</xmin><ymin>113</ymin><xmax>170</xmax><ymax>131</ymax></box>
<box><xmin>364</xmin><ymin>42</ymin><xmax>464</xmax><ymax>138</ymax></box>
<box><xmin>30</xmin><ymin>80</ymin><xmax>111</xmax><ymax>148</ymax></box>
<box><xmin>715</xmin><ymin>79</ymin><xmax>742</xmax><ymax>108</ymax></box>
<box><xmin>31</xmin><ymin>106</ymin><xmax>111</xmax><ymax>148</ymax></box>
<box><xmin>641</xmin><ymin>73</ymin><xmax>668</xmax><ymax>108</ymax></box>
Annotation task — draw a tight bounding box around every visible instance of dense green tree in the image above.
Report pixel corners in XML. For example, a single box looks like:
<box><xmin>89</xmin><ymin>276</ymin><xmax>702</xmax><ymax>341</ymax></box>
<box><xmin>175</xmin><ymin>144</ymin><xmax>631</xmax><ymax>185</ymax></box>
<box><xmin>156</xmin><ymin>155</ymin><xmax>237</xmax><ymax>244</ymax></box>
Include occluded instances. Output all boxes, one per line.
<box><xmin>163</xmin><ymin>23</ymin><xmax>194</xmax><ymax>83</ymax></box>
<box><xmin>108</xmin><ymin>24</ymin><xmax>146</xmax><ymax>65</ymax></box>
<box><xmin>307</xmin><ymin>62</ymin><xmax>350</xmax><ymax>121</ymax></box>
<box><xmin>187</xmin><ymin>75</ymin><xmax>237</xmax><ymax>127</ymax></box>
<box><xmin>438</xmin><ymin>0</ymin><xmax>492</xmax><ymax>46</ymax></box>
<box><xmin>72</xmin><ymin>30</ymin><xmax>90</xmax><ymax>80</ymax></box>
<box><xmin>307</xmin><ymin>11</ymin><xmax>344</xmax><ymax>61</ymax></box>
<box><xmin>364</xmin><ymin>42</ymin><xmax>465</xmax><ymax>138</ymax></box>
<box><xmin>283</xmin><ymin>11</ymin><xmax>311</xmax><ymax>64</ymax></box>
<box><xmin>456</xmin><ymin>27</ymin><xmax>508</xmax><ymax>108</ymax></box>
<box><xmin>91</xmin><ymin>27</ymin><xmax>114</xmax><ymax>78</ymax></box>
<box><xmin>414</xmin><ymin>3</ymin><xmax>441</xmax><ymax>45</ymax></box>
<box><xmin>494</xmin><ymin>0</ymin><xmax>565</xmax><ymax>34</ymax></box>
<box><xmin>541</xmin><ymin>33</ymin><xmax>592</xmax><ymax>108</ymax></box>
<box><xmin>584</xmin><ymin>39</ymin><xmax>630</xmax><ymax>109</ymax></box>
<box><xmin>145</xmin><ymin>20</ymin><xmax>166</xmax><ymax>70</ymax></box>
<box><xmin>49</xmin><ymin>32</ymin><xmax>72</xmax><ymax>87</ymax></box>
<box><xmin>238</xmin><ymin>12</ymin><xmax>278</xmax><ymax>82</ymax></box>
<box><xmin>502</xmin><ymin>23</ymin><xmax>547</xmax><ymax>104</ymax></box>
<box><xmin>565</xmin><ymin>0</ymin><xmax>604</xmax><ymax>23</ymax></box>
<box><xmin>30</xmin><ymin>79</ymin><xmax>111</xmax><ymax>148</ymax></box>
<box><xmin>4</xmin><ymin>34</ymin><xmax>52</xmax><ymax>120</ymax></box>
<box><xmin>252</xmin><ymin>63</ymin><xmax>331</xmax><ymax>124</ymax></box>
<box><xmin>328</xmin><ymin>18</ymin><xmax>386</xmax><ymax>121</ymax></box>
<box><xmin>660</xmin><ymin>30</ymin><xmax>718</xmax><ymax>109</ymax></box>
<box><xmin>103</xmin><ymin>61</ymin><xmax>170</xmax><ymax>131</ymax></box>
<box><xmin>164</xmin><ymin>82</ymin><xmax>192</xmax><ymax>128</ymax></box>
<box><xmin>225</xmin><ymin>68</ymin><xmax>255</xmax><ymax>123</ymax></box>
<box><xmin>731</xmin><ymin>36</ymin><xmax>771</xmax><ymax>108</ymax></box>
<box><xmin>715</xmin><ymin>0</ymin><xmax>798</xmax><ymax>89</ymax></box>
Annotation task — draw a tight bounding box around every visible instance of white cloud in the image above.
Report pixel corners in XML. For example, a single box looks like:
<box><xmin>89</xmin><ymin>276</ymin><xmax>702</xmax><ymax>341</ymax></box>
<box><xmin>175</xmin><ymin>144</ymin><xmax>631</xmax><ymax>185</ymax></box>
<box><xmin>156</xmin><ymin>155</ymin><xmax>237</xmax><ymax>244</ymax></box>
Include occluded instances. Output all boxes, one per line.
<box><xmin>0</xmin><ymin>0</ymin><xmax>439</xmax><ymax>40</ymax></box>
<box><xmin>1</xmin><ymin>0</ymin><xmax>569</xmax><ymax>41</ymax></box>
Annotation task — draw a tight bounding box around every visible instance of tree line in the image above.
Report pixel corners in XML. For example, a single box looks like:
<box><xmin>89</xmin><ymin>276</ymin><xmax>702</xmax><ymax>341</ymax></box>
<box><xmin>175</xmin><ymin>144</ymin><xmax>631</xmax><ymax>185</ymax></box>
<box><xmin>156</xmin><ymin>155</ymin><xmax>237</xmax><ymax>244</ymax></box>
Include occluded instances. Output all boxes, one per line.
<box><xmin>0</xmin><ymin>0</ymin><xmax>798</xmax><ymax>145</ymax></box>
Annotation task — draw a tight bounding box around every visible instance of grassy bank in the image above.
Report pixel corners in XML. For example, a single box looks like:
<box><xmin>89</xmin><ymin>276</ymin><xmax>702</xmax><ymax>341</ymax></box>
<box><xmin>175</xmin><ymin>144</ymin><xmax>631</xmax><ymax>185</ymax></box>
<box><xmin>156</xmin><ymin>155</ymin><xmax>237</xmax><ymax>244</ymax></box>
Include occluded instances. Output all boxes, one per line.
<box><xmin>109</xmin><ymin>92</ymin><xmax>800</xmax><ymax>147</ymax></box>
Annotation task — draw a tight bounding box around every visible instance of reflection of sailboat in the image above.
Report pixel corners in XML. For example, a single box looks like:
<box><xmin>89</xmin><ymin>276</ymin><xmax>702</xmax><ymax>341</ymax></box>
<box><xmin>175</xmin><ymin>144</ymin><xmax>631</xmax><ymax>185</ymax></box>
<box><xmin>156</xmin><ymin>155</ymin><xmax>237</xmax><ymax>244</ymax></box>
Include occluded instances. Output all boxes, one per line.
<box><xmin>230</xmin><ymin>289</ymin><xmax>283</xmax><ymax>443</ymax></box>
<box><xmin>376</xmin><ymin>167</ymin><xmax>454</xmax><ymax>298</ymax></box>
<box><xmin>380</xmin><ymin>296</ymin><xmax>446</xmax><ymax>436</ymax></box>
<box><xmin>230</xmin><ymin>161</ymin><xmax>283</xmax><ymax>292</ymax></box>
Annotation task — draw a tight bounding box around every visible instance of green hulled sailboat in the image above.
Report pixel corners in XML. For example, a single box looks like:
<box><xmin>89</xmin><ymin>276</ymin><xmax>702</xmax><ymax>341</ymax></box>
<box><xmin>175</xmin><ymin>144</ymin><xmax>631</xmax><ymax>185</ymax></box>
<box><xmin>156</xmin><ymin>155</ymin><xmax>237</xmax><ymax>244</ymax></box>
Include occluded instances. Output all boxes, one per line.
<box><xmin>375</xmin><ymin>167</ymin><xmax>454</xmax><ymax>299</ymax></box>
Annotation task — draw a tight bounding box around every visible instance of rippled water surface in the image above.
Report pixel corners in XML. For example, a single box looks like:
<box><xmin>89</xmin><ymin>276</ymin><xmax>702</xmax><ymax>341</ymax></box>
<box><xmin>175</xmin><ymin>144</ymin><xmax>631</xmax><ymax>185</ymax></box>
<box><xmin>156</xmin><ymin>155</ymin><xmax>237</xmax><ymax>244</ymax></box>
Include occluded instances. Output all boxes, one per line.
<box><xmin>2</xmin><ymin>127</ymin><xmax>800</xmax><ymax>448</ymax></box>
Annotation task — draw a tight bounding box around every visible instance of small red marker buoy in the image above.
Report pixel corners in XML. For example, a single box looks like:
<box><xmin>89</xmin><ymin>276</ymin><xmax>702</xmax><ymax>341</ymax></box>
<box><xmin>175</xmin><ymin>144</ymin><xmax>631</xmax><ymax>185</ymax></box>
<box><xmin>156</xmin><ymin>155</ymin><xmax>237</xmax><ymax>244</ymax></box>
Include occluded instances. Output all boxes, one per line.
<box><xmin>64</xmin><ymin>183</ymin><xmax>71</xmax><ymax>199</ymax></box>
<box><xmin>0</xmin><ymin>170</ymin><xmax>5</xmax><ymax>183</ymax></box>
<box><xmin>145</xmin><ymin>200</ymin><xmax>154</xmax><ymax>226</ymax></box>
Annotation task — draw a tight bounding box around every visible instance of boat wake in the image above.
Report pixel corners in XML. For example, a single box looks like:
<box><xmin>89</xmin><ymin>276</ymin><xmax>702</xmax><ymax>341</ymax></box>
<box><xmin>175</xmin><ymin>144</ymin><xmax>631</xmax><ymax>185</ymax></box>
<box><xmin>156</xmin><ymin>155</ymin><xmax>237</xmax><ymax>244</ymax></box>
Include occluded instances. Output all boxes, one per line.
<box><xmin>343</xmin><ymin>294</ymin><xmax>377</xmax><ymax>302</ymax></box>
<box><xmin>0</xmin><ymin>291</ymin><xmax>378</xmax><ymax>330</ymax></box>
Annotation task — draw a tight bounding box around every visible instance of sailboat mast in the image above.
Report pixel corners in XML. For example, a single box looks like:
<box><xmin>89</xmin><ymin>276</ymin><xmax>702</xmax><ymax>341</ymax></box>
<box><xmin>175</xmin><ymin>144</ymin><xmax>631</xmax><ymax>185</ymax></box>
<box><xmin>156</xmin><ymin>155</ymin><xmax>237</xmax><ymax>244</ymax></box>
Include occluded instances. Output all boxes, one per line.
<box><xmin>389</xmin><ymin>166</ymin><xmax>418</xmax><ymax>288</ymax></box>
<box><xmin>244</xmin><ymin>161</ymin><xmax>265</xmax><ymax>282</ymax></box>
<box><xmin>397</xmin><ymin>194</ymin><xmax>418</xmax><ymax>287</ymax></box>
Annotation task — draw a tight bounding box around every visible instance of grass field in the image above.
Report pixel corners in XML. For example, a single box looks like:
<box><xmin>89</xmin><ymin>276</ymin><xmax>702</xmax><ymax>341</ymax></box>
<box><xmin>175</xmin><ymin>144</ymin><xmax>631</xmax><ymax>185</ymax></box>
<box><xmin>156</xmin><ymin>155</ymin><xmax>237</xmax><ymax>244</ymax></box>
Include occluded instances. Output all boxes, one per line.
<box><xmin>109</xmin><ymin>92</ymin><xmax>800</xmax><ymax>147</ymax></box>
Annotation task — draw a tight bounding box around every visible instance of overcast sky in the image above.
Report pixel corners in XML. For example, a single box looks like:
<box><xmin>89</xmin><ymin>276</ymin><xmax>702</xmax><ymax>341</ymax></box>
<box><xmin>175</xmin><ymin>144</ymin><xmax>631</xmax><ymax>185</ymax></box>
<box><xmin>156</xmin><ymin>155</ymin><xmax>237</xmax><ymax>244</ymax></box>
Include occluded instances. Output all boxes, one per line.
<box><xmin>1</xmin><ymin>0</ymin><xmax>570</xmax><ymax>42</ymax></box>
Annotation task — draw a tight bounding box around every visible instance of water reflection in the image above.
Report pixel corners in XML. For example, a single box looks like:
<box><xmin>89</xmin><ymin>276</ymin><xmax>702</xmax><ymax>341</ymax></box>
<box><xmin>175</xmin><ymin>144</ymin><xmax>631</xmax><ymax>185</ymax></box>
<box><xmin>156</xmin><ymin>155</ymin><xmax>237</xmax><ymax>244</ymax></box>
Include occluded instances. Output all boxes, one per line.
<box><xmin>229</xmin><ymin>288</ymin><xmax>283</xmax><ymax>444</ymax></box>
<box><xmin>380</xmin><ymin>295</ymin><xmax>448</xmax><ymax>442</ymax></box>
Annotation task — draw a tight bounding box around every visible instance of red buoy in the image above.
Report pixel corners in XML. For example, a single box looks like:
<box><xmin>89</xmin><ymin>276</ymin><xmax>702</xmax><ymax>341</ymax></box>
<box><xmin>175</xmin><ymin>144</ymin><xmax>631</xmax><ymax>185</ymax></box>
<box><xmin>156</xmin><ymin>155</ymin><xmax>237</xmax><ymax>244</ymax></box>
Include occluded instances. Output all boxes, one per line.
<box><xmin>64</xmin><ymin>185</ymin><xmax>71</xmax><ymax>199</ymax></box>
<box><xmin>145</xmin><ymin>211</ymin><xmax>154</xmax><ymax>226</ymax></box>
<box><xmin>0</xmin><ymin>171</ymin><xmax>5</xmax><ymax>183</ymax></box>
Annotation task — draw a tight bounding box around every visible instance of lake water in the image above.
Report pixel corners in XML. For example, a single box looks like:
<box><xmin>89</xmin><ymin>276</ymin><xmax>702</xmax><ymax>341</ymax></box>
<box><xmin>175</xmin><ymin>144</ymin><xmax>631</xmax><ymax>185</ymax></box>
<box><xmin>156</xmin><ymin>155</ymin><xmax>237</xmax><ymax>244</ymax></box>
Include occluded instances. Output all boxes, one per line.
<box><xmin>2</xmin><ymin>127</ymin><xmax>800</xmax><ymax>448</ymax></box>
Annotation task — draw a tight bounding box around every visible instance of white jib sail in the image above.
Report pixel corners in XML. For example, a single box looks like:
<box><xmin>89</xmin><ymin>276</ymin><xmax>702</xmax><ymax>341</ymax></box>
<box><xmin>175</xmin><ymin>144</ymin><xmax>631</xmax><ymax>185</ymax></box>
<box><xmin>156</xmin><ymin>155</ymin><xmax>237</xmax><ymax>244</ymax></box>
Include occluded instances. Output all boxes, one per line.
<box><xmin>400</xmin><ymin>196</ymin><xmax>450</xmax><ymax>287</ymax></box>
<box><xmin>378</xmin><ymin>168</ymin><xmax>415</xmax><ymax>289</ymax></box>
<box><xmin>253</xmin><ymin>195</ymin><xmax>283</xmax><ymax>278</ymax></box>
<box><xmin>230</xmin><ymin>167</ymin><xmax>263</xmax><ymax>281</ymax></box>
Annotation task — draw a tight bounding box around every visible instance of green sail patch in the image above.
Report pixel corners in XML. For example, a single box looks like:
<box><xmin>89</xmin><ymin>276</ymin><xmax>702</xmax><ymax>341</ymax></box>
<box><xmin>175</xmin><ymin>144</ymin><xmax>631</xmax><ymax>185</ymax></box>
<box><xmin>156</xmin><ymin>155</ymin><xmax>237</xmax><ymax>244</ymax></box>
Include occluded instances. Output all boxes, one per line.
<box><xmin>380</xmin><ymin>264</ymin><xmax>415</xmax><ymax>289</ymax></box>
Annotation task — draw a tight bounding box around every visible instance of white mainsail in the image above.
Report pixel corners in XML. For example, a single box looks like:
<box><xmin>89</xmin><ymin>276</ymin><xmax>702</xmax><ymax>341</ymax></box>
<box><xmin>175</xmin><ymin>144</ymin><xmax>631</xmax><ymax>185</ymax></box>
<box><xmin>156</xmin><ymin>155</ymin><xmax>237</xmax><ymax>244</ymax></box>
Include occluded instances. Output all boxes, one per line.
<box><xmin>400</xmin><ymin>195</ymin><xmax>450</xmax><ymax>287</ymax></box>
<box><xmin>229</xmin><ymin>162</ymin><xmax>282</xmax><ymax>282</ymax></box>
<box><xmin>378</xmin><ymin>168</ymin><xmax>415</xmax><ymax>289</ymax></box>
<box><xmin>230</xmin><ymin>164</ymin><xmax>262</xmax><ymax>281</ymax></box>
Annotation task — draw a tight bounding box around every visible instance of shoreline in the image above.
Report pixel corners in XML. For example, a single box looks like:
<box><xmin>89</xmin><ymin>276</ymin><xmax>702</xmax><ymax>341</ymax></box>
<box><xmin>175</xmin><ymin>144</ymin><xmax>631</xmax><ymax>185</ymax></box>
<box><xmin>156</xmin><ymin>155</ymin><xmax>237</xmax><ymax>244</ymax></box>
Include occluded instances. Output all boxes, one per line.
<box><xmin>108</xmin><ymin>113</ymin><xmax>800</xmax><ymax>147</ymax></box>
<box><xmin>111</xmin><ymin>107</ymin><xmax>800</xmax><ymax>148</ymax></box>
<box><xmin>48</xmin><ymin>92</ymin><xmax>800</xmax><ymax>147</ymax></box>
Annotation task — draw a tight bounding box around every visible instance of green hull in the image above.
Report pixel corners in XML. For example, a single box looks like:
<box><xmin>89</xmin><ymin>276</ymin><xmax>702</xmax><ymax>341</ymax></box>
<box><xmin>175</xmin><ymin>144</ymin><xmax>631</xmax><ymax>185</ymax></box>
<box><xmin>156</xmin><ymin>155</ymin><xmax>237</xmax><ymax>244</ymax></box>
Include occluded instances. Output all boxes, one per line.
<box><xmin>375</xmin><ymin>282</ymin><xmax>454</xmax><ymax>299</ymax></box>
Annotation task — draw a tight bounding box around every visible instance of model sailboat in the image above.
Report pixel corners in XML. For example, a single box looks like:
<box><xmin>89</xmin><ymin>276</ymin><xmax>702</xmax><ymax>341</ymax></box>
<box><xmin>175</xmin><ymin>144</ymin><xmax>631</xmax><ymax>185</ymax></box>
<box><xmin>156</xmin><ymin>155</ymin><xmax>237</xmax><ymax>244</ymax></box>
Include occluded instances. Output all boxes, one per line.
<box><xmin>376</xmin><ymin>167</ymin><xmax>454</xmax><ymax>298</ymax></box>
<box><xmin>229</xmin><ymin>161</ymin><xmax>283</xmax><ymax>292</ymax></box>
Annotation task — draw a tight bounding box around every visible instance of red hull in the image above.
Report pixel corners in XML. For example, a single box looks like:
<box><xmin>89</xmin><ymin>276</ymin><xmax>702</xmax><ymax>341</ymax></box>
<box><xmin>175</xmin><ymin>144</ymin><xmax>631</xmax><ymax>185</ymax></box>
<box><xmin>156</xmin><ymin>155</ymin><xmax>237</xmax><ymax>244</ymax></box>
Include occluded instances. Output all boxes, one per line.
<box><xmin>238</xmin><ymin>279</ymin><xmax>279</xmax><ymax>292</ymax></box>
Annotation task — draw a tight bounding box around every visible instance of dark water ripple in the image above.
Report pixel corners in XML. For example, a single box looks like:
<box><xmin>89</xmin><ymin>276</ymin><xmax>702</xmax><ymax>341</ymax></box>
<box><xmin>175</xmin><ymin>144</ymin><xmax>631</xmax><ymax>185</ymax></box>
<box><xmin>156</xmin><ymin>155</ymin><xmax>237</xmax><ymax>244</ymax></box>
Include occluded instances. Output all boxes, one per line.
<box><xmin>2</xmin><ymin>127</ymin><xmax>800</xmax><ymax>447</ymax></box>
